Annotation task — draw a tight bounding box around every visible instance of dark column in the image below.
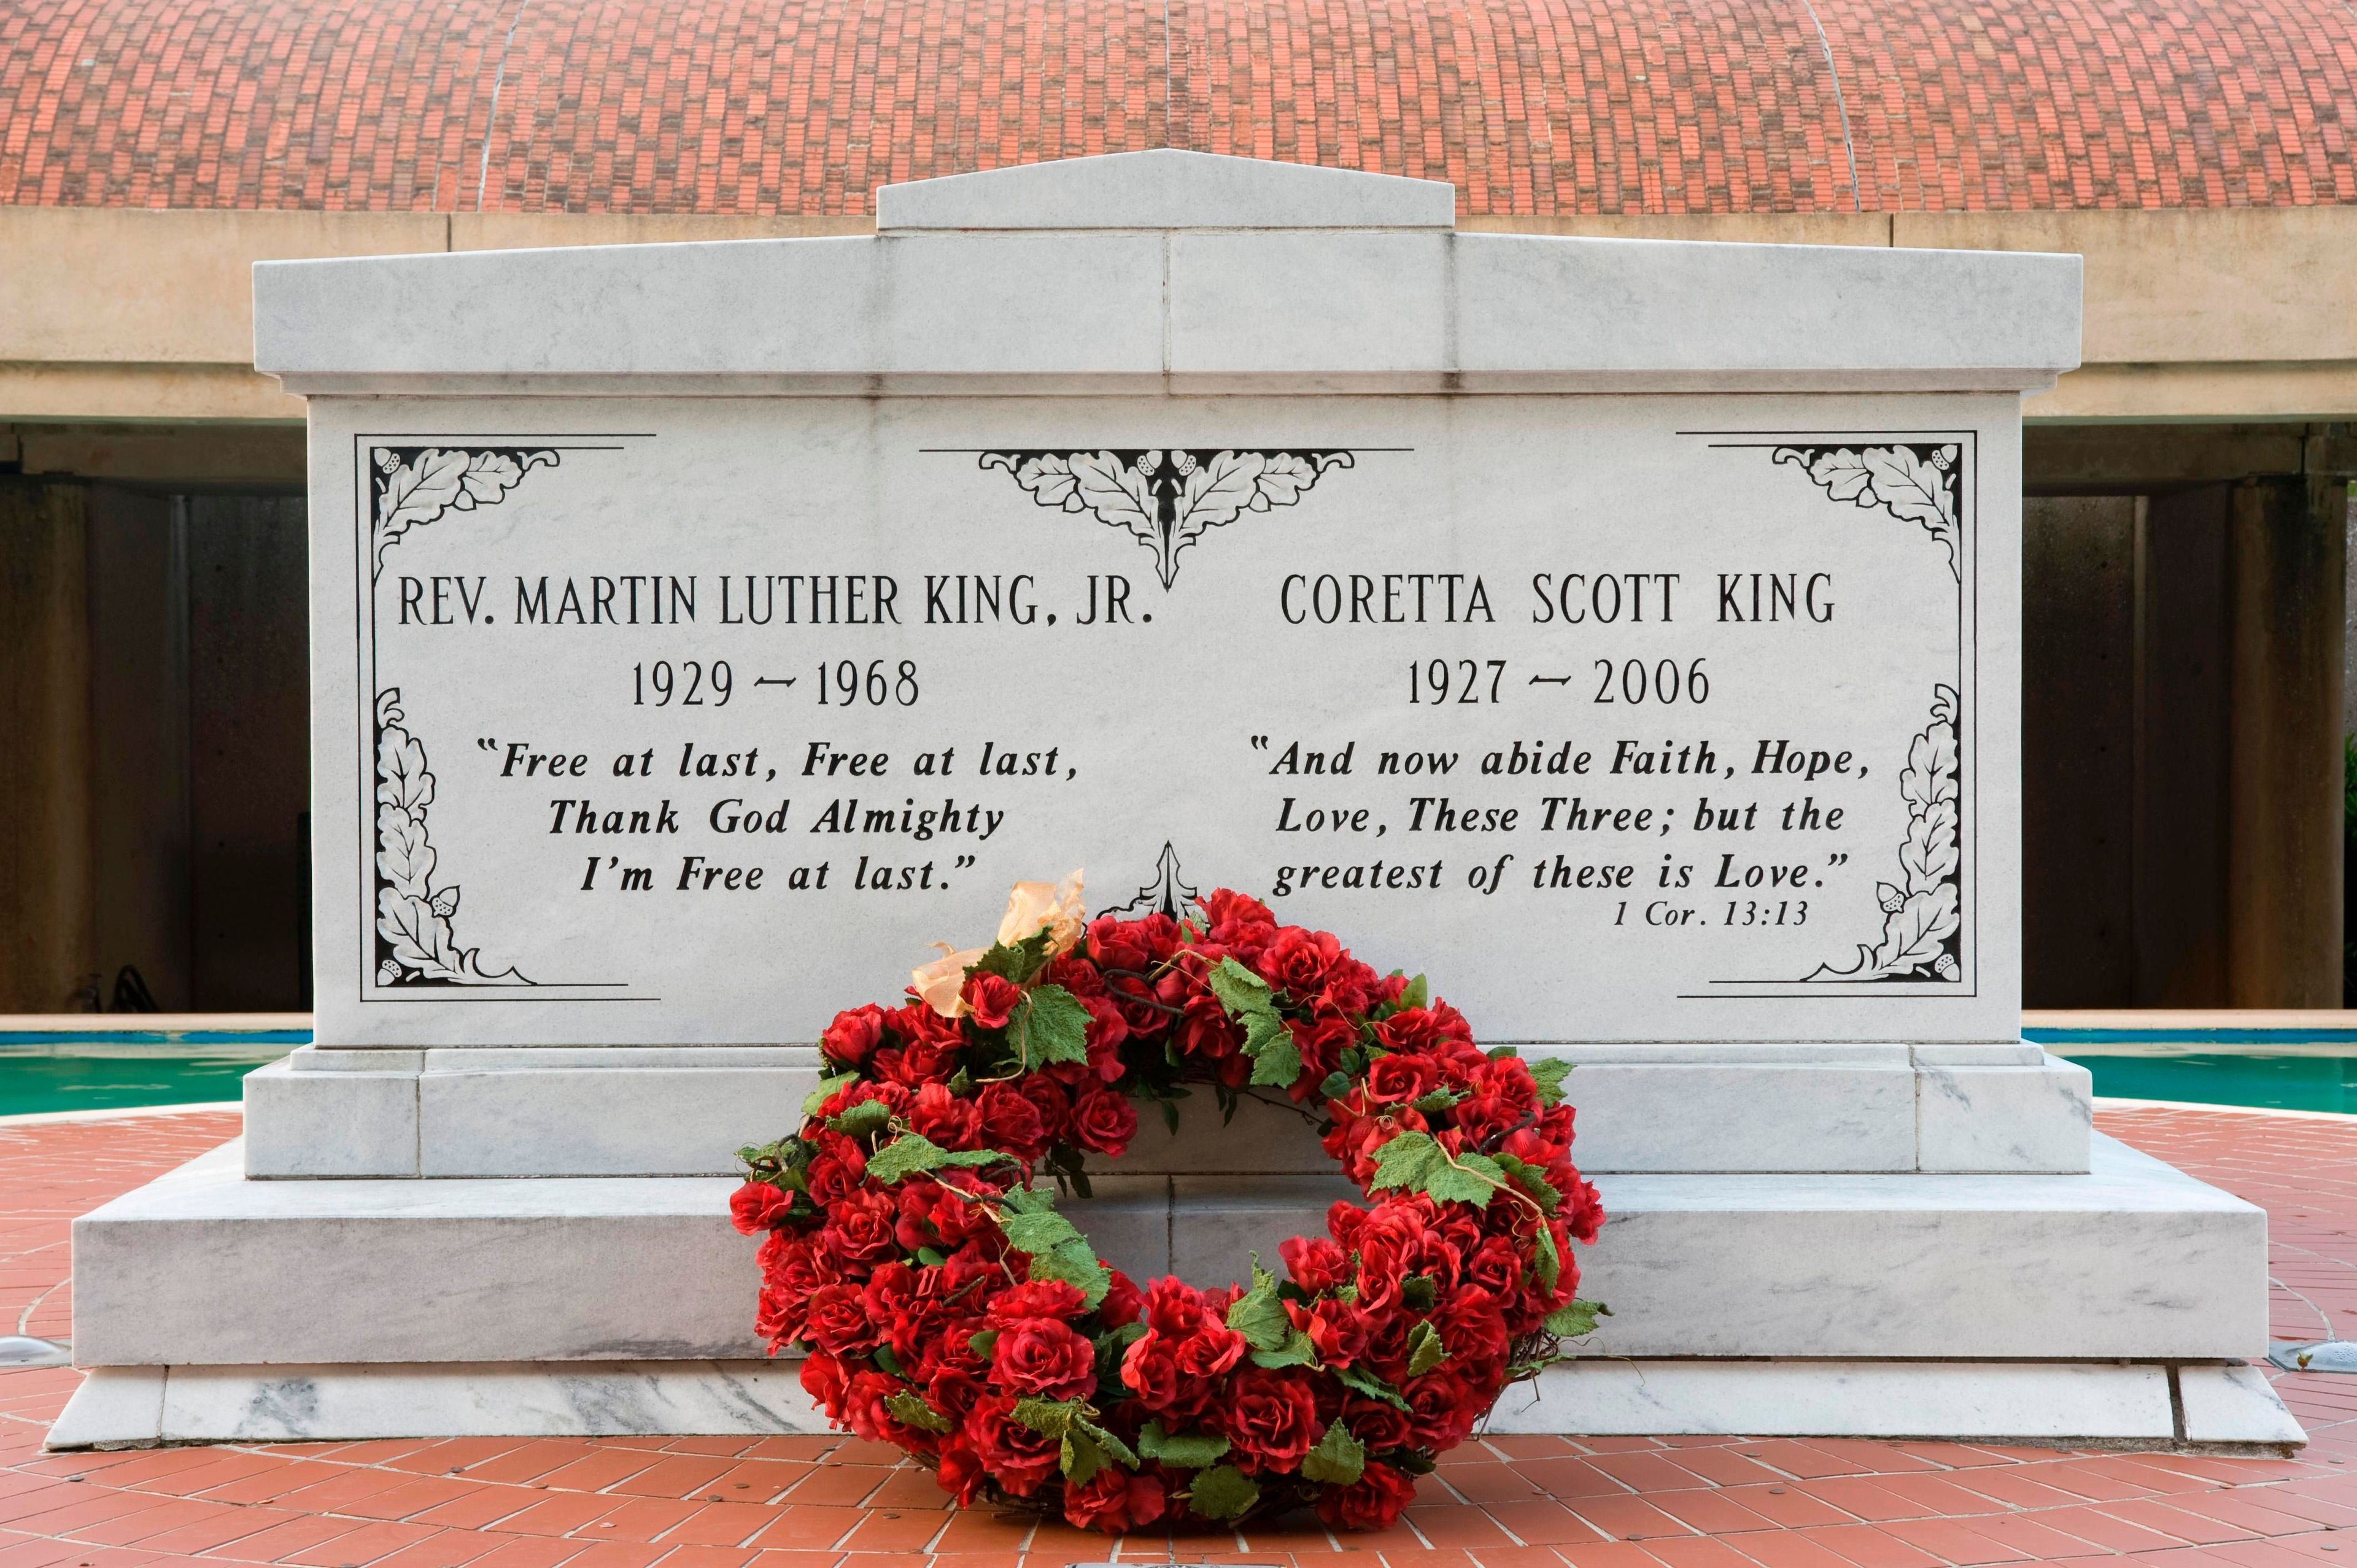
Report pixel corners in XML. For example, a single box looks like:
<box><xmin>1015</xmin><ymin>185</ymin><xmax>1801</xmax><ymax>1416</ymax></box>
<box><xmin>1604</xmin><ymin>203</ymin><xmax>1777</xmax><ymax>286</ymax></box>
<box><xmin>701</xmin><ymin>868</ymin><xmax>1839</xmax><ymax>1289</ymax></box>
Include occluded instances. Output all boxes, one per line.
<box><xmin>187</xmin><ymin>495</ymin><xmax>311</xmax><ymax>1010</ymax></box>
<box><xmin>2226</xmin><ymin>473</ymin><xmax>2347</xmax><ymax>1006</ymax></box>
<box><xmin>85</xmin><ymin>485</ymin><xmax>193</xmax><ymax>1010</ymax></box>
<box><xmin>2022</xmin><ymin>496</ymin><xmax>2138</xmax><ymax>1005</ymax></box>
<box><xmin>0</xmin><ymin>481</ymin><xmax>95</xmax><ymax>1011</ymax></box>
<box><xmin>2135</xmin><ymin>487</ymin><xmax>2232</xmax><ymax>1005</ymax></box>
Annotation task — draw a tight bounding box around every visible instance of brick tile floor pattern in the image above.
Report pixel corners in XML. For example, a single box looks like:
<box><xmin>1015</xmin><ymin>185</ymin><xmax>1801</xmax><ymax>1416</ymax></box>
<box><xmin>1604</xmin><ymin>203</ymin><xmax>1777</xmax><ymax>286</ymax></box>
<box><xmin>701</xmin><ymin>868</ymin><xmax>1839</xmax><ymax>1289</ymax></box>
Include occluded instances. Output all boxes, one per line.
<box><xmin>1</xmin><ymin>1104</ymin><xmax>2353</xmax><ymax>1568</ymax></box>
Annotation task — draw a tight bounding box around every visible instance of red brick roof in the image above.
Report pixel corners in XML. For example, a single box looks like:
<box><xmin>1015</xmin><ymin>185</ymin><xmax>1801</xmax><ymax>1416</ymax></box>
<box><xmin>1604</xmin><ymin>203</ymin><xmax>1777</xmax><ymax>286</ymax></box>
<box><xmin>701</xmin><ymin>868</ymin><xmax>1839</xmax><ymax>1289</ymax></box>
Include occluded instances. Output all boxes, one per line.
<box><xmin>3</xmin><ymin>0</ymin><xmax>2354</xmax><ymax>214</ymax></box>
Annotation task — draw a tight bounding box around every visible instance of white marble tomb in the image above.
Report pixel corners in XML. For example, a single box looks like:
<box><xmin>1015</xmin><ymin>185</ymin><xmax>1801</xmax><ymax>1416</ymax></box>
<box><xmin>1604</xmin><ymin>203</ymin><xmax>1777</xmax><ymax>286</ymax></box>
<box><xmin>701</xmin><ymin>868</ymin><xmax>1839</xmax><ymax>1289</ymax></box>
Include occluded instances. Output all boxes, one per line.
<box><xmin>53</xmin><ymin>149</ymin><xmax>2299</xmax><ymax>1451</ymax></box>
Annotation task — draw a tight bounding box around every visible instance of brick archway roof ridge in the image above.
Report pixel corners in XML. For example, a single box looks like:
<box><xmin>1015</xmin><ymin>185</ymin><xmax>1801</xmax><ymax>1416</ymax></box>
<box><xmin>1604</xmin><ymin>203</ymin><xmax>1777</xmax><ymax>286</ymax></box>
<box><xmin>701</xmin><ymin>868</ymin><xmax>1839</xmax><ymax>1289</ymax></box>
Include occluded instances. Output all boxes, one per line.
<box><xmin>2</xmin><ymin>0</ymin><xmax>2353</xmax><ymax>214</ymax></box>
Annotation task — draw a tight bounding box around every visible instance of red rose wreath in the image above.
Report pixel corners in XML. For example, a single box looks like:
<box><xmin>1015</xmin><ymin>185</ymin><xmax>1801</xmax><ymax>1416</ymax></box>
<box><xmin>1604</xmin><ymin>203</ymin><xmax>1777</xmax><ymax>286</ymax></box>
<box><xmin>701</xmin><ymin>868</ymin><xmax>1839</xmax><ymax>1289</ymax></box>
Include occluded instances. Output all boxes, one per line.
<box><xmin>733</xmin><ymin>874</ymin><xmax>1606</xmax><ymax>1533</ymax></box>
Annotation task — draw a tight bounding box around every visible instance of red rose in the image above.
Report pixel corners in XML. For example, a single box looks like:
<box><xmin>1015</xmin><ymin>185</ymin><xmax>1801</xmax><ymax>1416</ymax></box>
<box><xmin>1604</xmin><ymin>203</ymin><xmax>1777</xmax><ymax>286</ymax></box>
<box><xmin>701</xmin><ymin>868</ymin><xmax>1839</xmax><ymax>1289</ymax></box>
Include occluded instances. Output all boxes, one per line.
<box><xmin>1144</xmin><ymin>1277</ymin><xmax>1208</xmax><ymax>1336</ymax></box>
<box><xmin>730</xmin><ymin>1180</ymin><xmax>792</xmax><ymax>1235</ymax></box>
<box><xmin>1463</xmin><ymin>1235</ymin><xmax>1523</xmax><ymax>1301</ymax></box>
<box><xmin>965</xmin><ymin>1393</ymin><xmax>1062</xmax><ymax>1496</ymax></box>
<box><xmin>1257</xmin><ymin>925</ymin><xmax>1347</xmax><ymax>997</ymax></box>
<box><xmin>1071</xmin><ymin>1088</ymin><xmax>1140</xmax><ymax>1156</ymax></box>
<box><xmin>1086</xmin><ymin>915</ymin><xmax>1156</xmax><ymax>972</ymax></box>
<box><xmin>992</xmin><ymin>1318</ymin><xmax>1097</xmax><ymax>1400</ymax></box>
<box><xmin>821</xmin><ymin>1003</ymin><xmax>890</xmax><ymax>1067</ymax></box>
<box><xmin>1120</xmin><ymin>1331</ymin><xmax>1185</xmax><ymax>1410</ymax></box>
<box><xmin>1375</xmin><ymin>1005</ymin><xmax>1474</xmax><ymax>1055</ymax></box>
<box><xmin>1282</xmin><ymin>1235</ymin><xmax>1351</xmax><ymax>1295</ymax></box>
<box><xmin>1174</xmin><ymin>1319</ymin><xmax>1247</xmax><ymax>1383</ymax></box>
<box><xmin>819</xmin><ymin>1189</ymin><xmax>900</xmax><ymax>1267</ymax></box>
<box><xmin>986</xmin><ymin>1280</ymin><xmax>1086</xmax><ymax>1324</ymax></box>
<box><xmin>963</xmin><ymin>971</ymin><xmax>1023</xmax><ymax>1029</ymax></box>
<box><xmin>926</xmin><ymin>1366</ymin><xmax>986</xmax><ymax>1424</ymax></box>
<box><xmin>1200</xmin><ymin>889</ymin><xmax>1278</xmax><ymax>957</ymax></box>
<box><xmin>975</xmin><ymin>1081</ymin><xmax>1048</xmax><ymax>1160</ymax></box>
<box><xmin>1097</xmin><ymin>1269</ymin><xmax>1145</xmax><ymax>1327</ymax></box>
<box><xmin>800</xmin><ymin>1282</ymin><xmax>880</xmax><ymax>1353</ymax></box>
<box><xmin>1017</xmin><ymin>1075</ymin><xmax>1072</xmax><ymax>1143</ymax></box>
<box><xmin>1216</xmin><ymin>1367</ymin><xmax>1322</xmax><ymax>1471</ymax></box>
<box><xmin>800</xmin><ymin>1350</ymin><xmax>849</xmax><ymax>1419</ymax></box>
<box><xmin>1064</xmin><ymin>1466</ymin><xmax>1169</xmax><ymax>1533</ymax></box>
<box><xmin>910</xmin><ymin>1081</ymin><xmax>981</xmax><ymax>1149</ymax></box>
<box><xmin>1295</xmin><ymin>1296</ymin><xmax>1370</xmax><ymax>1369</ymax></box>
<box><xmin>1364</xmin><ymin>1052</ymin><xmax>1437</xmax><ymax>1105</ymax></box>
<box><xmin>1288</xmin><ymin>1014</ymin><xmax>1356</xmax><ymax>1097</ymax></box>
<box><xmin>1435</xmin><ymin>1286</ymin><xmax>1511</xmax><ymax>1365</ymax></box>
<box><xmin>1404</xmin><ymin>1367</ymin><xmax>1481</xmax><ymax>1448</ymax></box>
<box><xmin>934</xmin><ymin>1442</ymin><xmax>988</xmax><ymax>1505</ymax></box>
<box><xmin>1315</xmin><ymin>1459</ymin><xmax>1418</xmax><ymax>1531</ymax></box>
<box><xmin>1341</xmin><ymin>1396</ymin><xmax>1415</xmax><ymax>1454</ymax></box>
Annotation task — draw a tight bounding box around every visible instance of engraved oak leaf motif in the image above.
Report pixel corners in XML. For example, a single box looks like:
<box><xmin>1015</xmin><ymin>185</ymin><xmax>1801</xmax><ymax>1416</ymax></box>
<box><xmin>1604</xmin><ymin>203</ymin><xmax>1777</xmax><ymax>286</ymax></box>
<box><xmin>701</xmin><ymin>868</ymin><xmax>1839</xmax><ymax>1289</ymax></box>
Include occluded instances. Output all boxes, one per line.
<box><xmin>1770</xmin><ymin>443</ymin><xmax>1960</xmax><ymax>582</ymax></box>
<box><xmin>980</xmin><ymin>449</ymin><xmax>1353</xmax><ymax>589</ymax></box>
<box><xmin>371</xmin><ymin>688</ymin><xmax>528</xmax><ymax>987</ymax></box>
<box><xmin>1806</xmin><ymin>684</ymin><xmax>1964</xmax><ymax>983</ymax></box>
<box><xmin>372</xmin><ymin>446</ymin><xmax>559</xmax><ymax>578</ymax></box>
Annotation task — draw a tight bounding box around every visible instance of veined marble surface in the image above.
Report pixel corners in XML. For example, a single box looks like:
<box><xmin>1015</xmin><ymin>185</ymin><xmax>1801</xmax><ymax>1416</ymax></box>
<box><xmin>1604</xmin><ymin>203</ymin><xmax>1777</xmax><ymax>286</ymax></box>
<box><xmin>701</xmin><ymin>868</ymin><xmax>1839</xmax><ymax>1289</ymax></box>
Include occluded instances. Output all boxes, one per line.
<box><xmin>47</xmin><ymin>1356</ymin><xmax>2297</xmax><ymax>1451</ymax></box>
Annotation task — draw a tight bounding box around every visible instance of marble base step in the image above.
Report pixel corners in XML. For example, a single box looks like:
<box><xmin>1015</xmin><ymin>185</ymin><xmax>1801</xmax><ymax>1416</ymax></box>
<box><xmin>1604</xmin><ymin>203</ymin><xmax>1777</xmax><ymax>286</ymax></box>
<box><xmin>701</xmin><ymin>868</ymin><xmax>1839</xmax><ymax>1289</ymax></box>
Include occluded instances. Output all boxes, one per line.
<box><xmin>72</xmin><ymin>1134</ymin><xmax>2266</xmax><ymax>1369</ymax></box>
<box><xmin>47</xmin><ymin>1358</ymin><xmax>2302</xmax><ymax>1453</ymax></box>
<box><xmin>242</xmin><ymin>1041</ymin><xmax>2094</xmax><ymax>1178</ymax></box>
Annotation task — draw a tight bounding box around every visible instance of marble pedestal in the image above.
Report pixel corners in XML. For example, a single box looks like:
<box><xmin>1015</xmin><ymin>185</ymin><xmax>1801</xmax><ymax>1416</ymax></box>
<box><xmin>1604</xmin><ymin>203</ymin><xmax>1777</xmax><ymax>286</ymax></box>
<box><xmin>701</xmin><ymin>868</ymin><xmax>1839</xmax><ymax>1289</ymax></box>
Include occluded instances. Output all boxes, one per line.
<box><xmin>50</xmin><ymin>1125</ymin><xmax>2303</xmax><ymax>1451</ymax></box>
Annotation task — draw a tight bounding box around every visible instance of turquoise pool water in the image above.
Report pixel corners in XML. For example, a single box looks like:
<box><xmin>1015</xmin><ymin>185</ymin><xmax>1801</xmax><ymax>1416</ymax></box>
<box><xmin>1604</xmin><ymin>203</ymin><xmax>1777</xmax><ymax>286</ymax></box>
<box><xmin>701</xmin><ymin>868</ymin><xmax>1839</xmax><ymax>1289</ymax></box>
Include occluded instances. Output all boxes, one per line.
<box><xmin>0</xmin><ymin>1030</ymin><xmax>304</xmax><ymax>1118</ymax></box>
<box><xmin>2055</xmin><ymin>1051</ymin><xmax>2357</xmax><ymax>1114</ymax></box>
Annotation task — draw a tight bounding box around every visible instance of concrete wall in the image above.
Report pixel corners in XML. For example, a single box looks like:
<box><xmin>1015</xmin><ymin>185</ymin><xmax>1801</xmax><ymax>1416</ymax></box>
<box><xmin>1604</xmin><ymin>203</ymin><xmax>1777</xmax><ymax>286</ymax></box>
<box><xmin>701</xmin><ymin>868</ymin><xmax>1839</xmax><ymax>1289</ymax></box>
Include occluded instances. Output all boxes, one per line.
<box><xmin>0</xmin><ymin>206</ymin><xmax>2352</xmax><ymax>429</ymax></box>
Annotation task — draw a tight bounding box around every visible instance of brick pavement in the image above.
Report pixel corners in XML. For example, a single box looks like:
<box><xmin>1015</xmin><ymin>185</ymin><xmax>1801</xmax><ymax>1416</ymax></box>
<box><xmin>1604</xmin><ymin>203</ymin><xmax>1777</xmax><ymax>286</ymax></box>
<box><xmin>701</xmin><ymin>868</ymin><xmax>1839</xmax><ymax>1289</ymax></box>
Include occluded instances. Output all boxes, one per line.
<box><xmin>0</xmin><ymin>1105</ymin><xmax>2351</xmax><ymax>1568</ymax></box>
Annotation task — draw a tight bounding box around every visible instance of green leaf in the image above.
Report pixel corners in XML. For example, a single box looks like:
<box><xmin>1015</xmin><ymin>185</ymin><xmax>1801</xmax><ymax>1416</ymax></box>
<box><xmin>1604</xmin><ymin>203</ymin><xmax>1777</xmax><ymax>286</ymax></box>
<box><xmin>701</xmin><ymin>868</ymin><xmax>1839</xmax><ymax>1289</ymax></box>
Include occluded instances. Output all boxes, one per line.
<box><xmin>1398</xmin><ymin>973</ymin><xmax>1429</xmax><ymax>1011</ymax></box>
<box><xmin>1409</xmin><ymin>1087</ymin><xmax>1463</xmax><ymax>1114</ymax></box>
<box><xmin>827</xmin><ymin>1099</ymin><xmax>892</xmax><ymax>1139</ymax></box>
<box><xmin>1533</xmin><ymin>1222</ymin><xmax>1562</xmax><ymax>1294</ymax></box>
<box><xmin>1318</xmin><ymin>1071</ymin><xmax>1354</xmax><ymax>1102</ymax></box>
<box><xmin>1000</xmin><ymin>1208</ymin><xmax>1085</xmax><ymax>1257</ymax></box>
<box><xmin>1139</xmin><ymin>1421</ymin><xmax>1231</xmax><ymax>1469</ymax></box>
<box><xmin>1061</xmin><ymin>1431</ymin><xmax>1105</xmax><ymax>1486</ymax></box>
<box><xmin>1186</xmin><ymin>1464</ymin><xmax>1261</xmax><ymax>1521</ymax></box>
<box><xmin>884</xmin><ymin>1391</ymin><xmax>953</xmax><ymax>1434</ymax></box>
<box><xmin>1075</xmin><ymin>1418</ymin><xmax>1139</xmax><ymax>1470</ymax></box>
<box><xmin>939</xmin><ymin>1147</ymin><xmax>1012</xmax><ymax>1169</ymax></box>
<box><xmin>1249</xmin><ymin>1032</ymin><xmax>1305</xmax><ymax>1089</ymax></box>
<box><xmin>802</xmin><ymin>1072</ymin><xmax>859</xmax><ymax>1117</ymax></box>
<box><xmin>1299</xmin><ymin>1421</ymin><xmax>1366</xmax><ymax>1487</ymax></box>
<box><xmin>1496</xmin><ymin>1154</ymin><xmax>1562</xmax><ymax>1215</ymax></box>
<box><xmin>1030</xmin><ymin>1237</ymin><xmax>1112</xmax><ymax>1308</ymax></box>
<box><xmin>1225</xmin><ymin>1256</ymin><xmax>1292</xmax><ymax>1352</ymax></box>
<box><xmin>1367</xmin><ymin>1130</ymin><xmax>1444</xmax><ymax>1195</ymax></box>
<box><xmin>973</xmin><ymin>929</ymin><xmax>1055</xmax><ymax>985</ymax></box>
<box><xmin>967</xmin><ymin>1328</ymin><xmax>999</xmax><ymax>1361</ymax></box>
<box><xmin>1544</xmin><ymin>1299</ymin><xmax>1609</xmax><ymax>1337</ymax></box>
<box><xmin>915</xmin><ymin>1245</ymin><xmax>947</xmax><ymax>1267</ymax></box>
<box><xmin>1406</xmin><ymin>1319</ymin><xmax>1449</xmax><ymax>1378</ymax></box>
<box><xmin>872</xmin><ymin>1345</ymin><xmax>905</xmax><ymax>1378</ymax></box>
<box><xmin>1009</xmin><ymin>984</ymin><xmax>1092</xmax><ymax>1069</ymax></box>
<box><xmin>1012</xmin><ymin>1397</ymin><xmax>1082</xmax><ymax>1438</ymax></box>
<box><xmin>1334</xmin><ymin>1364</ymin><xmax>1411</xmax><ymax>1412</ymax></box>
<box><xmin>865</xmin><ymin>1133</ymin><xmax>950</xmax><ymax>1184</ymax></box>
<box><xmin>945</xmin><ymin>1067</ymin><xmax>973</xmax><ymax>1095</ymax></box>
<box><xmin>1207</xmin><ymin>956</ymin><xmax>1275</xmax><ymax>1017</ymax></box>
<box><xmin>1160</xmin><ymin>1097</ymin><xmax>1182</xmax><ymax>1135</ymax></box>
<box><xmin>1425</xmin><ymin>1150</ymin><xmax>1507</xmax><ymax>1208</ymax></box>
<box><xmin>1249</xmin><ymin>1327</ymin><xmax>1318</xmax><ymax>1369</ymax></box>
<box><xmin>1529</xmin><ymin>1056</ymin><xmax>1573</xmax><ymax>1107</ymax></box>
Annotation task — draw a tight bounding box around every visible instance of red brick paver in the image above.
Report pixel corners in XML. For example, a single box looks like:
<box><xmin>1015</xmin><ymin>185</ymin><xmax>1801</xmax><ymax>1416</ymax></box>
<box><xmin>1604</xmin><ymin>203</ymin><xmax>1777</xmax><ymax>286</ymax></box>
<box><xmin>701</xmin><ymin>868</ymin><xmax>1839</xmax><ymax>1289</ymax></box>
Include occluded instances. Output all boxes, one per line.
<box><xmin>0</xmin><ymin>1104</ymin><xmax>2352</xmax><ymax>1568</ymax></box>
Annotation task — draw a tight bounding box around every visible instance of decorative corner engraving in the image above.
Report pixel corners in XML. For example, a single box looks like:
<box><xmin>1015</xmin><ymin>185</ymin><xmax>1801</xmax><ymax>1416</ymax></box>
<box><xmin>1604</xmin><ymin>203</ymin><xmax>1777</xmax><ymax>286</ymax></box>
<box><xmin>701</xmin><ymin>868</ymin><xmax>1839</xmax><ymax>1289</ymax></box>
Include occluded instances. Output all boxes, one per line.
<box><xmin>1806</xmin><ymin>683</ymin><xmax>1962</xmax><ymax>984</ymax></box>
<box><xmin>1771</xmin><ymin>442</ymin><xmax>1961</xmax><ymax>582</ymax></box>
<box><xmin>1107</xmin><ymin>843</ymin><xmax>1200</xmax><ymax>921</ymax></box>
<box><xmin>371</xmin><ymin>687</ymin><xmax>530</xmax><ymax>987</ymax></box>
<box><xmin>372</xmin><ymin>446</ymin><xmax>559</xmax><ymax>578</ymax></box>
<box><xmin>978</xmin><ymin>449</ymin><xmax>1353</xmax><ymax>589</ymax></box>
